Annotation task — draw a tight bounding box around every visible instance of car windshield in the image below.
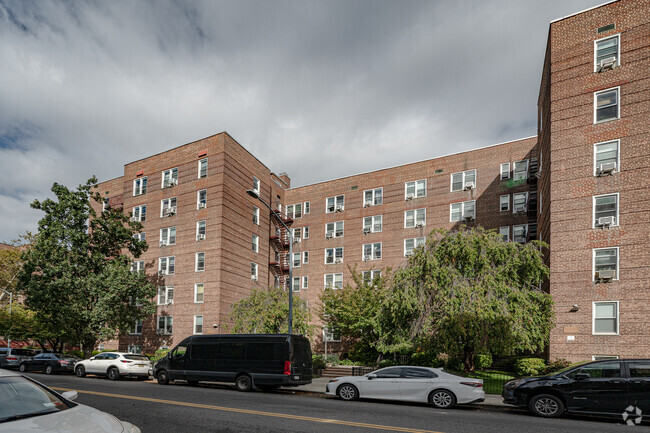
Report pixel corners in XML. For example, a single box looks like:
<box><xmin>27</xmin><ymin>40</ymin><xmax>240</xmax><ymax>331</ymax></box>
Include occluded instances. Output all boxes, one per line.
<box><xmin>0</xmin><ymin>376</ymin><xmax>72</xmax><ymax>423</ymax></box>
<box><xmin>124</xmin><ymin>355</ymin><xmax>150</xmax><ymax>361</ymax></box>
<box><xmin>549</xmin><ymin>361</ymin><xmax>591</xmax><ymax>376</ymax></box>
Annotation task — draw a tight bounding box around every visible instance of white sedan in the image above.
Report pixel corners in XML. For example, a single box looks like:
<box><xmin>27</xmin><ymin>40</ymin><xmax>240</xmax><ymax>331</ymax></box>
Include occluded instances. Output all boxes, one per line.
<box><xmin>75</xmin><ymin>352</ymin><xmax>152</xmax><ymax>380</ymax></box>
<box><xmin>0</xmin><ymin>369</ymin><xmax>140</xmax><ymax>432</ymax></box>
<box><xmin>325</xmin><ymin>366</ymin><xmax>484</xmax><ymax>409</ymax></box>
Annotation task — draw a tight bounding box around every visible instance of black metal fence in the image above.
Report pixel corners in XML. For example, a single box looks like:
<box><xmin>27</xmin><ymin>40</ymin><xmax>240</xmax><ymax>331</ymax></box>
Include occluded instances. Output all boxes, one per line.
<box><xmin>352</xmin><ymin>366</ymin><xmax>375</xmax><ymax>376</ymax></box>
<box><xmin>466</xmin><ymin>371</ymin><xmax>514</xmax><ymax>395</ymax></box>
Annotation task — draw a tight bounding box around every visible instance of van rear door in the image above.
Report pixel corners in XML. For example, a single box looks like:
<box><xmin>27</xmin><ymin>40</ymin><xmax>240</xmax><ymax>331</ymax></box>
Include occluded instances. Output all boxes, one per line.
<box><xmin>290</xmin><ymin>337</ymin><xmax>312</xmax><ymax>381</ymax></box>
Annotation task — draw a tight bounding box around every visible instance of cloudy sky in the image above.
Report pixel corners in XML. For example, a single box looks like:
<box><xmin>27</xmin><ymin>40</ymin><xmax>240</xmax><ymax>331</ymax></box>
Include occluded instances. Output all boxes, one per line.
<box><xmin>0</xmin><ymin>0</ymin><xmax>607</xmax><ymax>242</ymax></box>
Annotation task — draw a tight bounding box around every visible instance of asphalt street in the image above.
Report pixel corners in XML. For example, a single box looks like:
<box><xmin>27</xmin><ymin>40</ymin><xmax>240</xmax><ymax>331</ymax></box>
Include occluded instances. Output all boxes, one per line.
<box><xmin>15</xmin><ymin>372</ymin><xmax>639</xmax><ymax>433</ymax></box>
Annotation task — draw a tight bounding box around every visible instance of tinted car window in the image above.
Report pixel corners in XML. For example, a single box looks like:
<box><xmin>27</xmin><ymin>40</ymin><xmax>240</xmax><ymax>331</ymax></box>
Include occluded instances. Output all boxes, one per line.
<box><xmin>218</xmin><ymin>343</ymin><xmax>245</xmax><ymax>360</ymax></box>
<box><xmin>94</xmin><ymin>353</ymin><xmax>107</xmax><ymax>360</ymax></box>
<box><xmin>375</xmin><ymin>367</ymin><xmax>402</xmax><ymax>378</ymax></box>
<box><xmin>106</xmin><ymin>354</ymin><xmax>119</xmax><ymax>360</ymax></box>
<box><xmin>568</xmin><ymin>361</ymin><xmax>621</xmax><ymax>379</ymax></box>
<box><xmin>190</xmin><ymin>343</ymin><xmax>218</xmax><ymax>360</ymax></box>
<box><xmin>246</xmin><ymin>343</ymin><xmax>284</xmax><ymax>361</ymax></box>
<box><xmin>629</xmin><ymin>362</ymin><xmax>650</xmax><ymax>378</ymax></box>
<box><xmin>404</xmin><ymin>368</ymin><xmax>437</xmax><ymax>379</ymax></box>
<box><xmin>34</xmin><ymin>354</ymin><xmax>48</xmax><ymax>359</ymax></box>
<box><xmin>13</xmin><ymin>349</ymin><xmax>36</xmax><ymax>356</ymax></box>
<box><xmin>124</xmin><ymin>355</ymin><xmax>150</xmax><ymax>362</ymax></box>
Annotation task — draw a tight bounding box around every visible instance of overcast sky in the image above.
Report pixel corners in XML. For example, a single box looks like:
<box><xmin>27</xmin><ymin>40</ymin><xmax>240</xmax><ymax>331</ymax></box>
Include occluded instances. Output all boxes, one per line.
<box><xmin>0</xmin><ymin>0</ymin><xmax>608</xmax><ymax>242</ymax></box>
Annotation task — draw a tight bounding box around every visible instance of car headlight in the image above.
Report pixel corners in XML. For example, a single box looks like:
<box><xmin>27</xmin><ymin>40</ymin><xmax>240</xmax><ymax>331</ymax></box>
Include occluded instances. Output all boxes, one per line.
<box><xmin>504</xmin><ymin>379</ymin><xmax>525</xmax><ymax>390</ymax></box>
<box><xmin>328</xmin><ymin>379</ymin><xmax>339</xmax><ymax>383</ymax></box>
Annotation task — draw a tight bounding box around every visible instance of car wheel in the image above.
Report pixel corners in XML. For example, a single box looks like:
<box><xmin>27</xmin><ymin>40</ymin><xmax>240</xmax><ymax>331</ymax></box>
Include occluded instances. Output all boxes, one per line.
<box><xmin>235</xmin><ymin>375</ymin><xmax>253</xmax><ymax>392</ymax></box>
<box><xmin>157</xmin><ymin>370</ymin><xmax>170</xmax><ymax>385</ymax></box>
<box><xmin>19</xmin><ymin>363</ymin><xmax>27</xmax><ymax>373</ymax></box>
<box><xmin>430</xmin><ymin>389</ymin><xmax>456</xmax><ymax>409</ymax></box>
<box><xmin>529</xmin><ymin>394</ymin><xmax>564</xmax><ymax>418</ymax></box>
<box><xmin>75</xmin><ymin>365</ymin><xmax>86</xmax><ymax>377</ymax></box>
<box><xmin>107</xmin><ymin>367</ymin><xmax>120</xmax><ymax>380</ymax></box>
<box><xmin>337</xmin><ymin>384</ymin><xmax>359</xmax><ymax>401</ymax></box>
<box><xmin>45</xmin><ymin>365</ymin><xmax>54</xmax><ymax>375</ymax></box>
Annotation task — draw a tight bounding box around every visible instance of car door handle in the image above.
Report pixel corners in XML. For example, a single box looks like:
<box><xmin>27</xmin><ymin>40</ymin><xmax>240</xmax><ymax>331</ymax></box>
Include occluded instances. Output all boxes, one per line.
<box><xmin>608</xmin><ymin>379</ymin><xmax>626</xmax><ymax>384</ymax></box>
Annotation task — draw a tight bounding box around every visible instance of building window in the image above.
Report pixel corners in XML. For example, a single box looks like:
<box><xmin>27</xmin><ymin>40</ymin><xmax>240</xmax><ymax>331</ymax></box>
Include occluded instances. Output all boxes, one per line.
<box><xmin>450</xmin><ymin>170</ymin><xmax>476</xmax><ymax>191</ymax></box>
<box><xmin>161</xmin><ymin>197</ymin><xmax>177</xmax><ymax>217</ymax></box>
<box><xmin>362</xmin><ymin>270</ymin><xmax>381</xmax><ymax>285</ymax></box>
<box><xmin>404</xmin><ymin>209</ymin><xmax>426</xmax><ymax>228</ymax></box>
<box><xmin>159</xmin><ymin>256</ymin><xmax>175</xmax><ymax>275</ymax></box>
<box><xmin>195</xmin><ymin>252</ymin><xmax>205</xmax><ymax>271</ymax></box>
<box><xmin>594</xmin><ymin>87</ymin><xmax>619</xmax><ymax>123</ymax></box>
<box><xmin>500</xmin><ymin>195</ymin><xmax>510</xmax><ymax>212</ymax></box>
<box><xmin>161</xmin><ymin>168</ymin><xmax>178</xmax><ymax>188</ymax></box>
<box><xmin>127</xmin><ymin>345</ymin><xmax>142</xmax><ymax>354</ymax></box>
<box><xmin>102</xmin><ymin>197</ymin><xmax>110</xmax><ymax>211</ymax></box>
<box><xmin>131</xmin><ymin>260</ymin><xmax>145</xmax><ymax>273</ymax></box>
<box><xmin>364</xmin><ymin>188</ymin><xmax>383</xmax><ymax>206</ymax></box>
<box><xmin>291</xmin><ymin>228</ymin><xmax>302</xmax><ymax>242</ymax></box>
<box><xmin>251</xmin><ymin>262</ymin><xmax>259</xmax><ymax>281</ymax></box>
<box><xmin>194</xmin><ymin>315</ymin><xmax>203</xmax><ymax>334</ymax></box>
<box><xmin>302</xmin><ymin>251</ymin><xmax>309</xmax><ymax>264</ymax></box>
<box><xmin>326</xmin><ymin>195</ymin><xmax>345</xmax><ymax>213</ymax></box>
<box><xmin>363</xmin><ymin>243</ymin><xmax>382</xmax><ymax>261</ymax></box>
<box><xmin>513</xmin><ymin>192</ymin><xmax>528</xmax><ymax>213</ymax></box>
<box><xmin>303</xmin><ymin>226</ymin><xmax>309</xmax><ymax>239</ymax></box>
<box><xmin>302</xmin><ymin>276</ymin><xmax>308</xmax><ymax>289</ymax></box>
<box><xmin>252</xmin><ymin>234</ymin><xmax>259</xmax><ymax>253</ymax></box>
<box><xmin>194</xmin><ymin>283</ymin><xmax>204</xmax><ymax>303</ymax></box>
<box><xmin>404</xmin><ymin>180</ymin><xmax>426</xmax><ymax>199</ymax></box>
<box><xmin>252</xmin><ymin>177</ymin><xmax>260</xmax><ymax>194</ymax></box>
<box><xmin>130</xmin><ymin>320</ymin><xmax>143</xmax><ymax>335</ymax></box>
<box><xmin>450</xmin><ymin>201</ymin><xmax>475</xmax><ymax>222</ymax></box>
<box><xmin>594</xmin><ymin>247</ymin><xmax>619</xmax><ymax>280</ymax></box>
<box><xmin>132</xmin><ymin>205</ymin><xmax>146</xmax><ymax>222</ymax></box>
<box><xmin>286</xmin><ymin>203</ymin><xmax>302</xmax><ymax>219</ymax></box>
<box><xmin>324</xmin><ymin>326</ymin><xmax>341</xmax><ymax>342</ymax></box>
<box><xmin>157</xmin><ymin>286</ymin><xmax>174</xmax><ymax>305</ymax></box>
<box><xmin>513</xmin><ymin>160</ymin><xmax>529</xmax><ymax>181</ymax></box>
<box><xmin>499</xmin><ymin>226</ymin><xmax>510</xmax><ymax>242</ymax></box>
<box><xmin>593</xmin><ymin>301</ymin><xmax>619</xmax><ymax>335</ymax></box>
<box><xmin>404</xmin><ymin>237</ymin><xmax>425</xmax><ymax>256</ymax></box>
<box><xmin>197</xmin><ymin>190</ymin><xmax>207</xmax><ymax>209</ymax></box>
<box><xmin>292</xmin><ymin>277</ymin><xmax>300</xmax><ymax>292</ymax></box>
<box><xmin>325</xmin><ymin>247</ymin><xmax>344</xmax><ymax>264</ymax></box>
<box><xmin>198</xmin><ymin>158</ymin><xmax>208</xmax><ymax>178</ymax></box>
<box><xmin>157</xmin><ymin>316</ymin><xmax>174</xmax><ymax>335</ymax></box>
<box><xmin>594</xmin><ymin>34</ymin><xmax>619</xmax><ymax>71</ymax></box>
<box><xmin>253</xmin><ymin>206</ymin><xmax>260</xmax><ymax>225</ymax></box>
<box><xmin>512</xmin><ymin>224</ymin><xmax>528</xmax><ymax>243</ymax></box>
<box><xmin>133</xmin><ymin>232</ymin><xmax>146</xmax><ymax>242</ymax></box>
<box><xmin>160</xmin><ymin>227</ymin><xmax>176</xmax><ymax>246</ymax></box>
<box><xmin>304</xmin><ymin>201</ymin><xmax>310</xmax><ymax>214</ymax></box>
<box><xmin>324</xmin><ymin>273</ymin><xmax>343</xmax><ymax>289</ymax></box>
<box><xmin>500</xmin><ymin>163</ymin><xmax>510</xmax><ymax>180</ymax></box>
<box><xmin>325</xmin><ymin>221</ymin><xmax>344</xmax><ymax>238</ymax></box>
<box><xmin>292</xmin><ymin>252</ymin><xmax>301</xmax><ymax>268</ymax></box>
<box><xmin>363</xmin><ymin>215</ymin><xmax>382</xmax><ymax>234</ymax></box>
<box><xmin>133</xmin><ymin>177</ymin><xmax>147</xmax><ymax>196</ymax></box>
<box><xmin>594</xmin><ymin>140</ymin><xmax>619</xmax><ymax>175</ymax></box>
<box><xmin>196</xmin><ymin>220</ymin><xmax>206</xmax><ymax>241</ymax></box>
<box><xmin>593</xmin><ymin>193</ymin><xmax>619</xmax><ymax>227</ymax></box>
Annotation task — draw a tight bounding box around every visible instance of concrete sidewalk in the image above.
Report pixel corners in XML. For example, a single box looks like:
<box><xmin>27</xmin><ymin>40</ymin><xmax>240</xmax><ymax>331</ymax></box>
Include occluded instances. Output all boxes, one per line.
<box><xmin>282</xmin><ymin>377</ymin><xmax>507</xmax><ymax>408</ymax></box>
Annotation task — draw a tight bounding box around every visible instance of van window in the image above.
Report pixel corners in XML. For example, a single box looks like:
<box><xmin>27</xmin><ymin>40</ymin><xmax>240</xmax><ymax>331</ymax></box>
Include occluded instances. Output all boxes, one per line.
<box><xmin>190</xmin><ymin>344</ymin><xmax>219</xmax><ymax>360</ymax></box>
<box><xmin>218</xmin><ymin>343</ymin><xmax>245</xmax><ymax>360</ymax></box>
<box><xmin>171</xmin><ymin>344</ymin><xmax>188</xmax><ymax>360</ymax></box>
<box><xmin>292</xmin><ymin>339</ymin><xmax>310</xmax><ymax>366</ymax></box>
<box><xmin>246</xmin><ymin>343</ymin><xmax>284</xmax><ymax>361</ymax></box>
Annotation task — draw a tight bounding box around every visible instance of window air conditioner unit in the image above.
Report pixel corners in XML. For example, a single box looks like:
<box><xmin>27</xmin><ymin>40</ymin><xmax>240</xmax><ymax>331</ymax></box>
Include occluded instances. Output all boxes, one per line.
<box><xmin>597</xmin><ymin>216</ymin><xmax>615</xmax><ymax>227</ymax></box>
<box><xmin>130</xmin><ymin>216</ymin><xmax>137</xmax><ymax>222</ymax></box>
<box><xmin>464</xmin><ymin>215</ymin><xmax>475</xmax><ymax>221</ymax></box>
<box><xmin>197</xmin><ymin>234</ymin><xmax>206</xmax><ymax>241</ymax></box>
<box><xmin>416</xmin><ymin>222</ymin><xmax>425</xmax><ymax>228</ymax></box>
<box><xmin>596</xmin><ymin>270</ymin><xmax>616</xmax><ymax>281</ymax></box>
<box><xmin>597</xmin><ymin>56</ymin><xmax>617</xmax><ymax>72</ymax></box>
<box><xmin>159</xmin><ymin>241</ymin><xmax>167</xmax><ymax>247</ymax></box>
<box><xmin>514</xmin><ymin>204</ymin><xmax>526</xmax><ymax>213</ymax></box>
<box><xmin>156</xmin><ymin>329</ymin><xmax>165</xmax><ymax>335</ymax></box>
<box><xmin>335</xmin><ymin>205</ymin><xmax>344</xmax><ymax>212</ymax></box>
<box><xmin>251</xmin><ymin>275</ymin><xmax>258</xmax><ymax>282</ymax></box>
<box><xmin>363</xmin><ymin>228</ymin><xmax>371</xmax><ymax>234</ymax></box>
<box><xmin>293</xmin><ymin>238</ymin><xmax>301</xmax><ymax>244</ymax></box>
<box><xmin>405</xmin><ymin>194</ymin><xmax>414</xmax><ymax>200</ymax></box>
<box><xmin>158</xmin><ymin>271</ymin><xmax>165</xmax><ymax>277</ymax></box>
<box><xmin>334</xmin><ymin>258</ymin><xmax>343</xmax><ymax>264</ymax></box>
<box><xmin>364</xmin><ymin>201</ymin><xmax>372</xmax><ymax>207</ymax></box>
<box><xmin>362</xmin><ymin>256</ymin><xmax>369</xmax><ymax>262</ymax></box>
<box><xmin>325</xmin><ymin>233</ymin><xmax>333</xmax><ymax>239</ymax></box>
<box><xmin>198</xmin><ymin>202</ymin><xmax>207</xmax><ymax>209</ymax></box>
<box><xmin>405</xmin><ymin>251</ymin><xmax>413</xmax><ymax>257</ymax></box>
<box><xmin>464</xmin><ymin>182</ymin><xmax>475</xmax><ymax>191</ymax></box>
<box><xmin>170</xmin><ymin>179</ymin><xmax>177</xmax><ymax>186</ymax></box>
<box><xmin>597</xmin><ymin>162</ymin><xmax>617</xmax><ymax>176</ymax></box>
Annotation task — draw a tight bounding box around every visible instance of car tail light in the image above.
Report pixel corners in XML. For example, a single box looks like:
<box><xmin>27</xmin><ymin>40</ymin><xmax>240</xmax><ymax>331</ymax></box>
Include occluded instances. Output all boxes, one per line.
<box><xmin>120</xmin><ymin>360</ymin><xmax>133</xmax><ymax>363</ymax></box>
<box><xmin>284</xmin><ymin>361</ymin><xmax>291</xmax><ymax>376</ymax></box>
<box><xmin>460</xmin><ymin>382</ymin><xmax>483</xmax><ymax>388</ymax></box>
<box><xmin>5</xmin><ymin>356</ymin><xmax>17</xmax><ymax>361</ymax></box>
<box><xmin>59</xmin><ymin>360</ymin><xmax>69</xmax><ymax>365</ymax></box>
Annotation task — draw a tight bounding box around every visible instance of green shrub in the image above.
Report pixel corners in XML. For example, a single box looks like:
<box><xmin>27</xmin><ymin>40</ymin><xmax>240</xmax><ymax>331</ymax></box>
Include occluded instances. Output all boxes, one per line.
<box><xmin>338</xmin><ymin>359</ymin><xmax>363</xmax><ymax>366</ymax></box>
<box><xmin>348</xmin><ymin>341</ymin><xmax>379</xmax><ymax>365</ymax></box>
<box><xmin>324</xmin><ymin>354</ymin><xmax>340</xmax><ymax>365</ymax></box>
<box><xmin>378</xmin><ymin>359</ymin><xmax>396</xmax><ymax>368</ymax></box>
<box><xmin>148</xmin><ymin>349</ymin><xmax>170</xmax><ymax>362</ymax></box>
<box><xmin>474</xmin><ymin>353</ymin><xmax>493</xmax><ymax>370</ymax></box>
<box><xmin>541</xmin><ymin>358</ymin><xmax>572</xmax><ymax>375</ymax></box>
<box><xmin>514</xmin><ymin>358</ymin><xmax>547</xmax><ymax>376</ymax></box>
<box><xmin>312</xmin><ymin>355</ymin><xmax>326</xmax><ymax>370</ymax></box>
<box><xmin>65</xmin><ymin>349</ymin><xmax>84</xmax><ymax>359</ymax></box>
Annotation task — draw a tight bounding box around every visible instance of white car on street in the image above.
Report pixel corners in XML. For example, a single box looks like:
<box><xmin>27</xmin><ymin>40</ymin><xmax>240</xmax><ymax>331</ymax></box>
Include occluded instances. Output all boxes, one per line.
<box><xmin>325</xmin><ymin>366</ymin><xmax>484</xmax><ymax>409</ymax></box>
<box><xmin>0</xmin><ymin>369</ymin><xmax>140</xmax><ymax>432</ymax></box>
<box><xmin>75</xmin><ymin>352</ymin><xmax>152</xmax><ymax>380</ymax></box>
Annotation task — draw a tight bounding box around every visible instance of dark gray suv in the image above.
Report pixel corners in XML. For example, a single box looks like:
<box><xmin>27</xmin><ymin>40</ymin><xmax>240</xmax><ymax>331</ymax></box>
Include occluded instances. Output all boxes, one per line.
<box><xmin>0</xmin><ymin>348</ymin><xmax>38</xmax><ymax>369</ymax></box>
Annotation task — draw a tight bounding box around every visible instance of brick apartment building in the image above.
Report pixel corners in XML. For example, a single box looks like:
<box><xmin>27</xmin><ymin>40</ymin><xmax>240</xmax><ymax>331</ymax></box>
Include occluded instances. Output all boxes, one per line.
<box><xmin>95</xmin><ymin>0</ymin><xmax>648</xmax><ymax>361</ymax></box>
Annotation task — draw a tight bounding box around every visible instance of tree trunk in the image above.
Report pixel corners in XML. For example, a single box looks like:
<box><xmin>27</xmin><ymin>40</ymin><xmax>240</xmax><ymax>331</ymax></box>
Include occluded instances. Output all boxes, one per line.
<box><xmin>82</xmin><ymin>340</ymin><xmax>96</xmax><ymax>359</ymax></box>
<box><xmin>463</xmin><ymin>348</ymin><xmax>475</xmax><ymax>372</ymax></box>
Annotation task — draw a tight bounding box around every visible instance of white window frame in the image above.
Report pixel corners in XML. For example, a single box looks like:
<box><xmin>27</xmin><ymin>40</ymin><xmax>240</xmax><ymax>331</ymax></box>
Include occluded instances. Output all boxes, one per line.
<box><xmin>161</xmin><ymin>167</ymin><xmax>178</xmax><ymax>189</ymax></box>
<box><xmin>324</xmin><ymin>326</ymin><xmax>341</xmax><ymax>342</ymax></box>
<box><xmin>196</xmin><ymin>220</ymin><xmax>206</xmax><ymax>241</ymax></box>
<box><xmin>449</xmin><ymin>201</ymin><xmax>475</xmax><ymax>222</ymax></box>
<box><xmin>325</xmin><ymin>247</ymin><xmax>344</xmax><ymax>264</ymax></box>
<box><xmin>133</xmin><ymin>177</ymin><xmax>147</xmax><ymax>196</ymax></box>
<box><xmin>594</xmin><ymin>87</ymin><xmax>620</xmax><ymax>124</ymax></box>
<box><xmin>286</xmin><ymin>203</ymin><xmax>302</xmax><ymax>219</ymax></box>
<box><xmin>127</xmin><ymin>344</ymin><xmax>142</xmax><ymax>354</ymax></box>
<box><xmin>512</xmin><ymin>224</ymin><xmax>528</xmax><ymax>243</ymax></box>
<box><xmin>593</xmin><ymin>247</ymin><xmax>620</xmax><ymax>281</ymax></box>
<box><xmin>592</xmin><ymin>301</ymin><xmax>619</xmax><ymax>335</ymax></box>
<box><xmin>132</xmin><ymin>205</ymin><xmax>146</xmax><ymax>222</ymax></box>
<box><xmin>362</xmin><ymin>242</ymin><xmax>382</xmax><ymax>261</ymax></box>
<box><xmin>364</xmin><ymin>187</ymin><xmax>383</xmax><ymax>206</ymax></box>
<box><xmin>500</xmin><ymin>195</ymin><xmax>510</xmax><ymax>212</ymax></box>
<box><xmin>593</xmin><ymin>193</ymin><xmax>619</xmax><ymax>228</ymax></box>
<box><xmin>404</xmin><ymin>237</ymin><xmax>425</xmax><ymax>257</ymax></box>
<box><xmin>405</xmin><ymin>180</ymin><xmax>427</xmax><ymax>199</ymax></box>
<box><xmin>195</xmin><ymin>252</ymin><xmax>205</xmax><ymax>272</ymax></box>
<box><xmin>500</xmin><ymin>163</ymin><xmax>510</xmax><ymax>180</ymax></box>
<box><xmin>253</xmin><ymin>206</ymin><xmax>260</xmax><ymax>225</ymax></box>
<box><xmin>362</xmin><ymin>270</ymin><xmax>381</xmax><ymax>284</ymax></box>
<box><xmin>194</xmin><ymin>283</ymin><xmax>204</xmax><ymax>303</ymax></box>
<box><xmin>161</xmin><ymin>197</ymin><xmax>177</xmax><ymax>218</ymax></box>
<box><xmin>303</xmin><ymin>226</ymin><xmax>309</xmax><ymax>239</ymax></box>
<box><xmin>158</xmin><ymin>256</ymin><xmax>175</xmax><ymax>275</ymax></box>
<box><xmin>450</xmin><ymin>170</ymin><xmax>476</xmax><ymax>192</ymax></box>
<box><xmin>326</xmin><ymin>195</ymin><xmax>345</xmax><ymax>213</ymax></box>
<box><xmin>292</xmin><ymin>252</ymin><xmax>301</xmax><ymax>268</ymax></box>
<box><xmin>404</xmin><ymin>208</ymin><xmax>426</xmax><ymax>228</ymax></box>
<box><xmin>302</xmin><ymin>251</ymin><xmax>309</xmax><ymax>264</ymax></box>
<box><xmin>198</xmin><ymin>158</ymin><xmax>208</xmax><ymax>178</ymax></box>
<box><xmin>133</xmin><ymin>232</ymin><xmax>146</xmax><ymax>242</ymax></box>
<box><xmin>252</xmin><ymin>234</ymin><xmax>259</xmax><ymax>253</ymax></box>
<box><xmin>193</xmin><ymin>315</ymin><xmax>203</xmax><ymax>335</ymax></box>
<box><xmin>159</xmin><ymin>227</ymin><xmax>176</xmax><ymax>246</ymax></box>
<box><xmin>304</xmin><ymin>201</ymin><xmax>310</xmax><ymax>214</ymax></box>
<box><xmin>499</xmin><ymin>226</ymin><xmax>510</xmax><ymax>242</ymax></box>
<box><xmin>593</xmin><ymin>139</ymin><xmax>620</xmax><ymax>176</ymax></box>
<box><xmin>130</xmin><ymin>320</ymin><xmax>143</xmax><ymax>335</ymax></box>
<box><xmin>513</xmin><ymin>160</ymin><xmax>529</xmax><ymax>181</ymax></box>
<box><xmin>251</xmin><ymin>262</ymin><xmax>259</xmax><ymax>281</ymax></box>
<box><xmin>292</xmin><ymin>276</ymin><xmax>301</xmax><ymax>292</ymax></box>
<box><xmin>324</xmin><ymin>273</ymin><xmax>343</xmax><ymax>290</ymax></box>
<box><xmin>325</xmin><ymin>221</ymin><xmax>344</xmax><ymax>238</ymax></box>
<box><xmin>131</xmin><ymin>260</ymin><xmax>145</xmax><ymax>273</ymax></box>
<box><xmin>512</xmin><ymin>192</ymin><xmax>528</xmax><ymax>213</ymax></box>
<box><xmin>197</xmin><ymin>189</ymin><xmax>207</xmax><ymax>209</ymax></box>
<box><xmin>157</xmin><ymin>286</ymin><xmax>174</xmax><ymax>305</ymax></box>
<box><xmin>157</xmin><ymin>316</ymin><xmax>173</xmax><ymax>335</ymax></box>
<box><xmin>363</xmin><ymin>215</ymin><xmax>382</xmax><ymax>233</ymax></box>
<box><xmin>593</xmin><ymin>34</ymin><xmax>620</xmax><ymax>72</ymax></box>
<box><xmin>302</xmin><ymin>276</ymin><xmax>308</xmax><ymax>289</ymax></box>
<box><xmin>252</xmin><ymin>177</ymin><xmax>260</xmax><ymax>194</ymax></box>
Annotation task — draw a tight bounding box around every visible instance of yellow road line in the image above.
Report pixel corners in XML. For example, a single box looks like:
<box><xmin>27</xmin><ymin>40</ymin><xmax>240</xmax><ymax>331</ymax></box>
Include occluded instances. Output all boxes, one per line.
<box><xmin>53</xmin><ymin>387</ymin><xmax>444</xmax><ymax>433</ymax></box>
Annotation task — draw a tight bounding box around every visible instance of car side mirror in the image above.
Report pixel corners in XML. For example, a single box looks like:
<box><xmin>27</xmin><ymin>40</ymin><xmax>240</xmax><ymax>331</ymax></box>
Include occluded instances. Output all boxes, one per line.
<box><xmin>61</xmin><ymin>391</ymin><xmax>78</xmax><ymax>401</ymax></box>
<box><xmin>367</xmin><ymin>373</ymin><xmax>377</xmax><ymax>380</ymax></box>
<box><xmin>89</xmin><ymin>357</ymin><xmax>95</xmax><ymax>361</ymax></box>
<box><xmin>574</xmin><ymin>373</ymin><xmax>591</xmax><ymax>381</ymax></box>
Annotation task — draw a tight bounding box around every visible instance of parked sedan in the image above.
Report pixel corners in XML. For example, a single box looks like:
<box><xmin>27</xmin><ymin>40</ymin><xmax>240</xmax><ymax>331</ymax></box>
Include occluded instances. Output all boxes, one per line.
<box><xmin>75</xmin><ymin>352</ymin><xmax>152</xmax><ymax>380</ymax></box>
<box><xmin>502</xmin><ymin>358</ymin><xmax>650</xmax><ymax>418</ymax></box>
<box><xmin>325</xmin><ymin>366</ymin><xmax>484</xmax><ymax>409</ymax></box>
<box><xmin>19</xmin><ymin>353</ymin><xmax>80</xmax><ymax>375</ymax></box>
<box><xmin>0</xmin><ymin>369</ymin><xmax>140</xmax><ymax>432</ymax></box>
<box><xmin>0</xmin><ymin>348</ymin><xmax>38</xmax><ymax>369</ymax></box>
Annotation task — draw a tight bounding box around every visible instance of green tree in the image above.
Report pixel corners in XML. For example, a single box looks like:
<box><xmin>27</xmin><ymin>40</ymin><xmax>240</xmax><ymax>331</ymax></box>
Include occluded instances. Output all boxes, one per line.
<box><xmin>228</xmin><ymin>287</ymin><xmax>312</xmax><ymax>335</ymax></box>
<box><xmin>19</xmin><ymin>178</ymin><xmax>157</xmax><ymax>358</ymax></box>
<box><xmin>0</xmin><ymin>233</ymin><xmax>34</xmax><ymax>298</ymax></box>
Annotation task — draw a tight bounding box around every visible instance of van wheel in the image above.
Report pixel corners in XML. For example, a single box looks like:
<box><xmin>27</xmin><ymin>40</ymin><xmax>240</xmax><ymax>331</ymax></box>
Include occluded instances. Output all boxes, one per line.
<box><xmin>107</xmin><ymin>367</ymin><xmax>120</xmax><ymax>380</ymax></box>
<box><xmin>529</xmin><ymin>394</ymin><xmax>564</xmax><ymax>418</ymax></box>
<box><xmin>235</xmin><ymin>375</ymin><xmax>253</xmax><ymax>392</ymax></box>
<box><xmin>337</xmin><ymin>384</ymin><xmax>359</xmax><ymax>401</ymax></box>
<box><xmin>157</xmin><ymin>370</ymin><xmax>170</xmax><ymax>385</ymax></box>
<box><xmin>75</xmin><ymin>365</ymin><xmax>86</xmax><ymax>377</ymax></box>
